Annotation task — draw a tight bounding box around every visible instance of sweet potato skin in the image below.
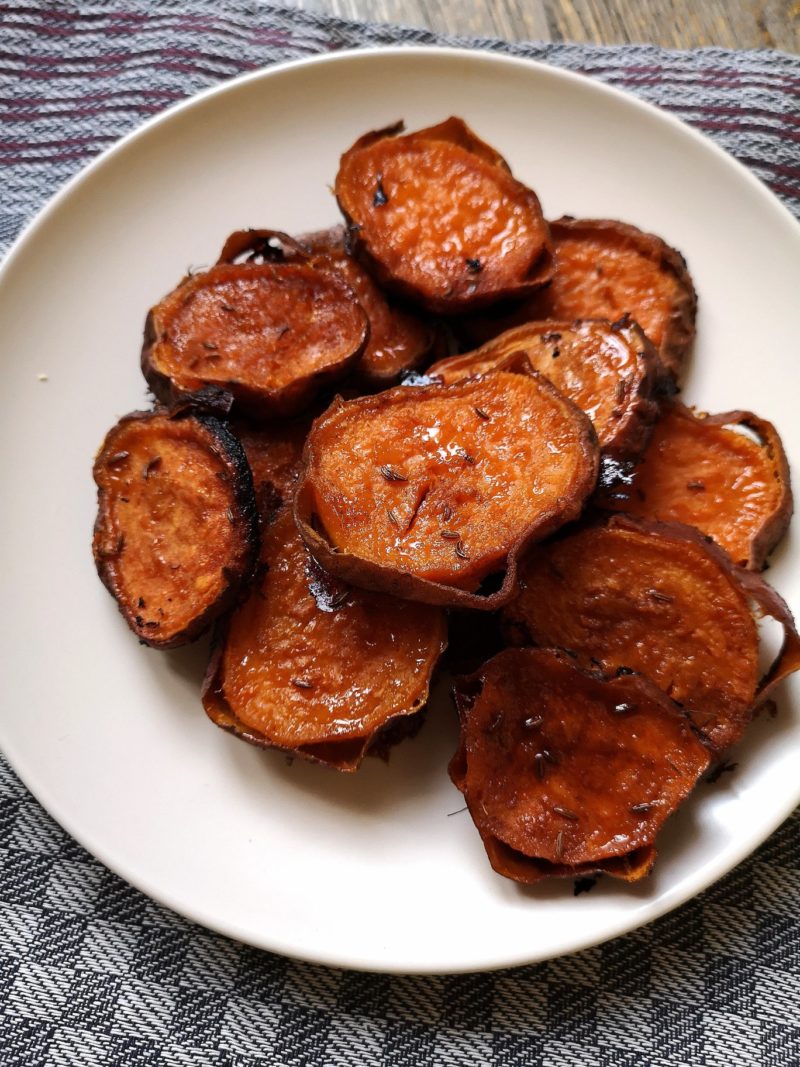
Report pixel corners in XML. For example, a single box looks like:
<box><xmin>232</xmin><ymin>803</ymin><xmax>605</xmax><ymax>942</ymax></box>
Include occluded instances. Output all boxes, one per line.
<box><xmin>335</xmin><ymin>118</ymin><xmax>554</xmax><ymax>314</ymax></box>
<box><xmin>597</xmin><ymin>403</ymin><xmax>793</xmax><ymax>569</ymax></box>
<box><xmin>450</xmin><ymin>648</ymin><xmax>709</xmax><ymax>880</ymax></box>
<box><xmin>299</xmin><ymin>225</ymin><xmax>442</xmax><ymax>386</ymax></box>
<box><xmin>206</xmin><ymin>683</ymin><xmax>429</xmax><ymax>772</ymax></box>
<box><xmin>429</xmin><ymin>317</ymin><xmax>666</xmax><ymax>464</ymax></box>
<box><xmin>92</xmin><ymin>409</ymin><xmax>259</xmax><ymax>649</ymax></box>
<box><xmin>141</xmin><ymin>238</ymin><xmax>369</xmax><ymax>418</ymax></box>
<box><xmin>458</xmin><ymin>218</ymin><xmax>696</xmax><ymax>381</ymax></box>
<box><xmin>481</xmin><ymin>834</ymin><xmax>657</xmax><ymax>885</ymax></box>
<box><xmin>202</xmin><ymin>508</ymin><xmax>447</xmax><ymax>771</ymax></box>
<box><xmin>502</xmin><ymin>516</ymin><xmax>799</xmax><ymax>752</ymax></box>
<box><xmin>295</xmin><ymin>361</ymin><xmax>599</xmax><ymax>610</ymax></box>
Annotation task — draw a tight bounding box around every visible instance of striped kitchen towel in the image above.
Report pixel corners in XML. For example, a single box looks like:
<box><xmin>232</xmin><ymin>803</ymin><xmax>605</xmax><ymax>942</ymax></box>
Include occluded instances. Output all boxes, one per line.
<box><xmin>0</xmin><ymin>4</ymin><xmax>799</xmax><ymax>1066</ymax></box>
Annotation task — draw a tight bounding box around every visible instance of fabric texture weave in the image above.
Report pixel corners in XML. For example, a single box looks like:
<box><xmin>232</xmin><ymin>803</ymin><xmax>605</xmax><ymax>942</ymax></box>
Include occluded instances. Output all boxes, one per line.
<box><xmin>1</xmin><ymin>4</ymin><xmax>799</xmax><ymax>1065</ymax></box>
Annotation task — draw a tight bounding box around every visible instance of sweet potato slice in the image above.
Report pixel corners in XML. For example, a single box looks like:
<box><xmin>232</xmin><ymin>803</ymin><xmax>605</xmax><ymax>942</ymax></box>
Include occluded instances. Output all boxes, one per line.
<box><xmin>481</xmin><ymin>835</ymin><xmax>657</xmax><ymax>886</ymax></box>
<box><xmin>93</xmin><ymin>409</ymin><xmax>258</xmax><ymax>649</ymax></box>
<box><xmin>335</xmin><ymin>118</ymin><xmax>553</xmax><ymax>314</ymax></box>
<box><xmin>429</xmin><ymin>317</ymin><xmax>664</xmax><ymax>463</ymax></box>
<box><xmin>202</xmin><ymin>508</ymin><xmax>447</xmax><ymax>771</ymax></box>
<box><xmin>141</xmin><ymin>231</ymin><xmax>368</xmax><ymax>419</ymax></box>
<box><xmin>449</xmin><ymin>648</ymin><xmax>709</xmax><ymax>882</ymax></box>
<box><xmin>459</xmin><ymin>218</ymin><xmax>696</xmax><ymax>381</ymax></box>
<box><xmin>231</xmin><ymin>417</ymin><xmax>310</xmax><ymax>521</ymax></box>
<box><xmin>295</xmin><ymin>360</ymin><xmax>599</xmax><ymax>609</ymax></box>
<box><xmin>531</xmin><ymin>218</ymin><xmax>696</xmax><ymax>380</ymax></box>
<box><xmin>299</xmin><ymin>225</ymin><xmax>441</xmax><ymax>385</ymax></box>
<box><xmin>502</xmin><ymin>516</ymin><xmax>800</xmax><ymax>752</ymax></box>
<box><xmin>597</xmin><ymin>403</ymin><xmax>792</xmax><ymax>569</ymax></box>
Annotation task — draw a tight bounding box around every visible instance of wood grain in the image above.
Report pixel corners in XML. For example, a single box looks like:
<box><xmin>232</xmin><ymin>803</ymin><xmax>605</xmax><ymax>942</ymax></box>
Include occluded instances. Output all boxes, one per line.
<box><xmin>291</xmin><ymin>0</ymin><xmax>798</xmax><ymax>52</ymax></box>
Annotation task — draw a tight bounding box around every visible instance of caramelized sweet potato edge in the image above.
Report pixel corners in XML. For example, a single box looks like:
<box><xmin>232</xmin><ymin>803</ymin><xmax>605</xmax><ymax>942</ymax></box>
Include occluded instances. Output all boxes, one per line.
<box><xmin>216</xmin><ymin>228</ymin><xmax>308</xmax><ymax>265</ymax></box>
<box><xmin>202</xmin><ymin>677</ymin><xmax>432</xmax><ymax>772</ymax></box>
<box><xmin>482</xmin><ymin>833</ymin><xmax>658</xmax><ymax>885</ymax></box>
<box><xmin>340</xmin><ymin>117</ymin><xmax>513</xmax><ymax>174</ymax></box>
<box><xmin>294</xmin><ymin>359</ymin><xmax>600</xmax><ymax>610</ymax></box>
<box><xmin>92</xmin><ymin>407</ymin><xmax>259</xmax><ymax>650</ymax></box>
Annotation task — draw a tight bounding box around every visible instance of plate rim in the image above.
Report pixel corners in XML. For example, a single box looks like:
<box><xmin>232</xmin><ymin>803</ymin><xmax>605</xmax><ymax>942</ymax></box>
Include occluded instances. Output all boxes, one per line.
<box><xmin>1</xmin><ymin>44</ymin><xmax>799</xmax><ymax>974</ymax></box>
<box><xmin>2</xmin><ymin>45</ymin><xmax>797</xmax><ymax>275</ymax></box>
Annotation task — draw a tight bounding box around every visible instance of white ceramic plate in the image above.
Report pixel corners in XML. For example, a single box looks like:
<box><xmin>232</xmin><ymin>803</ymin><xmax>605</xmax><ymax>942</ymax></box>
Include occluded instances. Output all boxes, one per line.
<box><xmin>1</xmin><ymin>47</ymin><xmax>799</xmax><ymax>975</ymax></box>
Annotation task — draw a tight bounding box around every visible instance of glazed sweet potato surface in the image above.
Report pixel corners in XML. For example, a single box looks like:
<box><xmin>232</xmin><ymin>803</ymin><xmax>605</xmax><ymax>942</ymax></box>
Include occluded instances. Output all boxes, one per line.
<box><xmin>598</xmin><ymin>403</ymin><xmax>792</xmax><ymax>569</ymax></box>
<box><xmin>202</xmin><ymin>509</ymin><xmax>446</xmax><ymax>769</ymax></box>
<box><xmin>142</xmin><ymin>260</ymin><xmax>368</xmax><ymax>417</ymax></box>
<box><xmin>335</xmin><ymin>118</ymin><xmax>552</xmax><ymax>313</ymax></box>
<box><xmin>528</xmin><ymin>219</ymin><xmax>696</xmax><ymax>380</ymax></box>
<box><xmin>301</xmin><ymin>226</ymin><xmax>438</xmax><ymax>384</ymax></box>
<box><xmin>93</xmin><ymin>410</ymin><xmax>258</xmax><ymax>649</ymax></box>
<box><xmin>460</xmin><ymin>218</ymin><xmax>696</xmax><ymax>379</ymax></box>
<box><xmin>296</xmin><ymin>365</ymin><xmax>599</xmax><ymax>606</ymax></box>
<box><xmin>502</xmin><ymin>517</ymin><xmax>762</xmax><ymax>752</ymax></box>
<box><xmin>429</xmin><ymin>318</ymin><xmax>663</xmax><ymax>462</ymax></box>
<box><xmin>450</xmin><ymin>648</ymin><xmax>709</xmax><ymax>870</ymax></box>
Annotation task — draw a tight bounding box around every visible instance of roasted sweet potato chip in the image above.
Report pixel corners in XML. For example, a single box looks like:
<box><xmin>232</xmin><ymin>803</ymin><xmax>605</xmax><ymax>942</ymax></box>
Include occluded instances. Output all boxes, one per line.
<box><xmin>450</xmin><ymin>648</ymin><xmax>709</xmax><ymax>881</ymax></box>
<box><xmin>597</xmin><ymin>403</ymin><xmax>792</xmax><ymax>569</ymax></box>
<box><xmin>296</xmin><ymin>360</ymin><xmax>599</xmax><ymax>609</ymax></box>
<box><xmin>93</xmin><ymin>409</ymin><xmax>258</xmax><ymax>649</ymax></box>
<box><xmin>335</xmin><ymin>118</ymin><xmax>553</xmax><ymax>314</ymax></box>
<box><xmin>202</xmin><ymin>508</ymin><xmax>447</xmax><ymax>770</ymax></box>
<box><xmin>502</xmin><ymin>516</ymin><xmax>800</xmax><ymax>752</ymax></box>
<box><xmin>429</xmin><ymin>317</ymin><xmax>665</xmax><ymax>463</ymax></box>
<box><xmin>481</xmin><ymin>834</ymin><xmax>657</xmax><ymax>886</ymax></box>
<box><xmin>459</xmin><ymin>218</ymin><xmax>696</xmax><ymax>380</ymax></box>
<box><xmin>530</xmin><ymin>218</ymin><xmax>696</xmax><ymax>380</ymax></box>
<box><xmin>141</xmin><ymin>231</ymin><xmax>368</xmax><ymax>418</ymax></box>
<box><xmin>231</xmin><ymin>417</ymin><xmax>310</xmax><ymax>521</ymax></box>
<box><xmin>299</xmin><ymin>225</ymin><xmax>441</xmax><ymax>385</ymax></box>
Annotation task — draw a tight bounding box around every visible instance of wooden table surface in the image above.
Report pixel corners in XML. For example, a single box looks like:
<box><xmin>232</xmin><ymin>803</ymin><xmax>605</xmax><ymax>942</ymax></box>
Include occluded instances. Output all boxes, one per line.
<box><xmin>291</xmin><ymin>0</ymin><xmax>798</xmax><ymax>52</ymax></box>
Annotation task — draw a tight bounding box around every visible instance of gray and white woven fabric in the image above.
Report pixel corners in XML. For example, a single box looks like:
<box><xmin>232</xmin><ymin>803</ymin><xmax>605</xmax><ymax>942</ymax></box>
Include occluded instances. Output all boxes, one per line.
<box><xmin>1</xmin><ymin>4</ymin><xmax>799</xmax><ymax>1065</ymax></box>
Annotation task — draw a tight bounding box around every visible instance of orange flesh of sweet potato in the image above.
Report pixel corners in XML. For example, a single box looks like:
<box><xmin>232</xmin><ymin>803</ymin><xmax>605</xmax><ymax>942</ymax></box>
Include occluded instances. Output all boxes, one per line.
<box><xmin>143</xmin><ymin>261</ymin><xmax>367</xmax><ymax>416</ymax></box>
<box><xmin>451</xmin><ymin>648</ymin><xmax>709</xmax><ymax>870</ymax></box>
<box><xmin>502</xmin><ymin>518</ymin><xmax>760</xmax><ymax>752</ymax></box>
<box><xmin>429</xmin><ymin>318</ymin><xmax>662</xmax><ymax>462</ymax></box>
<box><xmin>458</xmin><ymin>219</ymin><xmax>696</xmax><ymax>379</ymax></box>
<box><xmin>301</xmin><ymin>226</ymin><xmax>437</xmax><ymax>384</ymax></box>
<box><xmin>335</xmin><ymin>119</ymin><xmax>552</xmax><ymax>313</ymax></box>
<box><xmin>543</xmin><ymin>235</ymin><xmax>676</xmax><ymax>348</ymax></box>
<box><xmin>528</xmin><ymin>219</ymin><xmax>696</xmax><ymax>379</ymax></box>
<box><xmin>296</xmin><ymin>367</ymin><xmax>598</xmax><ymax>600</ymax></box>
<box><xmin>598</xmin><ymin>403</ymin><xmax>792</xmax><ymax>569</ymax></box>
<box><xmin>93</xmin><ymin>411</ymin><xmax>257</xmax><ymax>649</ymax></box>
<box><xmin>202</xmin><ymin>508</ymin><xmax>446</xmax><ymax>769</ymax></box>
